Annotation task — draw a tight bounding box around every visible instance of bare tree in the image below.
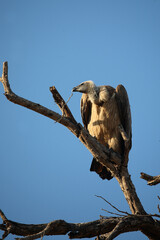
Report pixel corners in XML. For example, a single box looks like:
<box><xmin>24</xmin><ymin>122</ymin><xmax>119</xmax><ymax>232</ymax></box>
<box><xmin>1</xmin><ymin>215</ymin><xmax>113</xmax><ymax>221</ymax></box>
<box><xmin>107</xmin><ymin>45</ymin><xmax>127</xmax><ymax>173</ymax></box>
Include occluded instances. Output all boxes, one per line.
<box><xmin>0</xmin><ymin>62</ymin><xmax>160</xmax><ymax>240</ymax></box>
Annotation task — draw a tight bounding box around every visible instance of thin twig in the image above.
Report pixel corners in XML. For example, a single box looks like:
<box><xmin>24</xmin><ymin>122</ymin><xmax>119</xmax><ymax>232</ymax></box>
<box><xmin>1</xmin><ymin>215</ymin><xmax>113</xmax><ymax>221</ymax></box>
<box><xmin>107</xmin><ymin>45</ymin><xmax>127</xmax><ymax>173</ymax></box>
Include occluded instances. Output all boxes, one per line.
<box><xmin>101</xmin><ymin>209</ymin><xmax>126</xmax><ymax>217</ymax></box>
<box><xmin>95</xmin><ymin>195</ymin><xmax>130</xmax><ymax>215</ymax></box>
<box><xmin>65</xmin><ymin>92</ymin><xmax>73</xmax><ymax>106</ymax></box>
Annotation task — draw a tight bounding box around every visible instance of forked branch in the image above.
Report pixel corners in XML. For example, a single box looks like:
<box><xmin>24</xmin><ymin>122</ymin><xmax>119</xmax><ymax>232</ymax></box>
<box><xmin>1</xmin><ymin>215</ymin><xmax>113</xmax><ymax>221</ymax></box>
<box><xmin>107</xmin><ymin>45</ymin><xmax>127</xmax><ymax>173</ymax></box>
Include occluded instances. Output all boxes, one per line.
<box><xmin>0</xmin><ymin>62</ymin><xmax>121</xmax><ymax>173</ymax></box>
<box><xmin>49</xmin><ymin>86</ymin><xmax>76</xmax><ymax>122</ymax></box>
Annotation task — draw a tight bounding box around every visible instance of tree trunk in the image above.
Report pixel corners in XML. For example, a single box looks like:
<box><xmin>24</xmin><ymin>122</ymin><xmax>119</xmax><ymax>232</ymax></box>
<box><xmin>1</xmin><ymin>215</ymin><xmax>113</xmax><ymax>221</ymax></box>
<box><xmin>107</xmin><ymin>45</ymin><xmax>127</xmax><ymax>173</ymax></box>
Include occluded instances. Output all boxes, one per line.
<box><xmin>116</xmin><ymin>167</ymin><xmax>146</xmax><ymax>215</ymax></box>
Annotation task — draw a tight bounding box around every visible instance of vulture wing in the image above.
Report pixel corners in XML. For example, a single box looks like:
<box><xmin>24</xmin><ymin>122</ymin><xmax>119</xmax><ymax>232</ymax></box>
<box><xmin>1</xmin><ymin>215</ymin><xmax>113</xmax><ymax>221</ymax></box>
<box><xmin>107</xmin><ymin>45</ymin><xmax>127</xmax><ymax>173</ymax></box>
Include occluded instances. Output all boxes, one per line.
<box><xmin>80</xmin><ymin>94</ymin><xmax>92</xmax><ymax>129</ymax></box>
<box><xmin>116</xmin><ymin>84</ymin><xmax>132</xmax><ymax>150</ymax></box>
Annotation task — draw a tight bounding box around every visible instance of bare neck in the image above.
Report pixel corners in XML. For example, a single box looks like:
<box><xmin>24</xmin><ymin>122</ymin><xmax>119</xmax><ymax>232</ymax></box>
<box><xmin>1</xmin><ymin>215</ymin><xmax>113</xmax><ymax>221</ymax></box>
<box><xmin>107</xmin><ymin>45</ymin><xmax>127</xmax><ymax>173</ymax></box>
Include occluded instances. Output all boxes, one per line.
<box><xmin>88</xmin><ymin>86</ymin><xmax>100</xmax><ymax>104</ymax></box>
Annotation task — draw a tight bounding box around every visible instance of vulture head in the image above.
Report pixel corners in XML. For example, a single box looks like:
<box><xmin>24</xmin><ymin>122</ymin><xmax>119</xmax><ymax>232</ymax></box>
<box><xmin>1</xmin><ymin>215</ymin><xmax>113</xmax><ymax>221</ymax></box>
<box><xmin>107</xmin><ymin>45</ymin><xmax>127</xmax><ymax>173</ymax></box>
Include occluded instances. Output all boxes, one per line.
<box><xmin>72</xmin><ymin>80</ymin><xmax>97</xmax><ymax>94</ymax></box>
<box><xmin>72</xmin><ymin>80</ymin><xmax>100</xmax><ymax>104</ymax></box>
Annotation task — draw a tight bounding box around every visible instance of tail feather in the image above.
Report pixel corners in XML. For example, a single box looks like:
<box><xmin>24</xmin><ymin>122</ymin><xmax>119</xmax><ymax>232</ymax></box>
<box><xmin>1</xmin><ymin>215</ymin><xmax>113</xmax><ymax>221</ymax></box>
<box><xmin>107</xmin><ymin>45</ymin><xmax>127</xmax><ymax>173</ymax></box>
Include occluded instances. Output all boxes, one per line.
<box><xmin>90</xmin><ymin>158</ymin><xmax>113</xmax><ymax>180</ymax></box>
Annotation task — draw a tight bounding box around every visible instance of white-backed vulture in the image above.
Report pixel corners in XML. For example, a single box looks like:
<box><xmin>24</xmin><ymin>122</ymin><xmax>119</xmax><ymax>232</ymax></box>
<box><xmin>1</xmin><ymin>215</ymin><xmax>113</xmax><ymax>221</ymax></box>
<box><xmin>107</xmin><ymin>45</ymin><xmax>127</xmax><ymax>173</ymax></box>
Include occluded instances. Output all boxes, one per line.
<box><xmin>72</xmin><ymin>80</ymin><xmax>132</xmax><ymax>180</ymax></box>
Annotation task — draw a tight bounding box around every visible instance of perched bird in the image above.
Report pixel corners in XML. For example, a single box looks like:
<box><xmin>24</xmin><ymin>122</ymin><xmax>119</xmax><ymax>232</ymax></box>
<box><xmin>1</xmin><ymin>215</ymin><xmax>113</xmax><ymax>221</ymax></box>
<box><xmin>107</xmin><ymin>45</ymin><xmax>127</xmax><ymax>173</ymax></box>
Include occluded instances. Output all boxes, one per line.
<box><xmin>72</xmin><ymin>80</ymin><xmax>132</xmax><ymax>180</ymax></box>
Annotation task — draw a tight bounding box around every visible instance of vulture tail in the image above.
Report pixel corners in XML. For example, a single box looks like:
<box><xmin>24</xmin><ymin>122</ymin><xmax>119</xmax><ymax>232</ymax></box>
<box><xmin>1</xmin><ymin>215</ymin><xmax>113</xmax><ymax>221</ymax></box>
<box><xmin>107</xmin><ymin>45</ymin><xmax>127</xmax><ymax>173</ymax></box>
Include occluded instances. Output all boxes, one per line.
<box><xmin>90</xmin><ymin>158</ymin><xmax>113</xmax><ymax>180</ymax></box>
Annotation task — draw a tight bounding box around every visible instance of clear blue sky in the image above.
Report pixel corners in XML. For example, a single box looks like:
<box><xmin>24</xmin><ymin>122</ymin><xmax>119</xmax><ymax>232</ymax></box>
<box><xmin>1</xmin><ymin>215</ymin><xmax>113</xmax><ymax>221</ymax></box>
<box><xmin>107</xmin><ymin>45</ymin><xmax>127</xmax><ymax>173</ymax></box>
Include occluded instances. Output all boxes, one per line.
<box><xmin>0</xmin><ymin>1</ymin><xmax>160</xmax><ymax>239</ymax></box>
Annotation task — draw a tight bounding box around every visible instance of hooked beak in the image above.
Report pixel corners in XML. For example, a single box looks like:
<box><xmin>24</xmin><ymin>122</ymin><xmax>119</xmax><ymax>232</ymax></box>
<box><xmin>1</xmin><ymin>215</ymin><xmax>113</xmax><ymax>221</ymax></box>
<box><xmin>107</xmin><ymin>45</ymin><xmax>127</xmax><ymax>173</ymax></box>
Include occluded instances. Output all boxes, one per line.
<box><xmin>72</xmin><ymin>86</ymin><xmax>78</xmax><ymax>92</ymax></box>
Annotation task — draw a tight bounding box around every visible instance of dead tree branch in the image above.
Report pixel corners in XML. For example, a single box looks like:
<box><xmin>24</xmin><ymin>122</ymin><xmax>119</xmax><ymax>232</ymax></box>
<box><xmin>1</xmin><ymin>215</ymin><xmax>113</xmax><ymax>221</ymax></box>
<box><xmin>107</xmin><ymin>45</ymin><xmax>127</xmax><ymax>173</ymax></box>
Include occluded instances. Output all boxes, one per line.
<box><xmin>0</xmin><ymin>209</ymin><xmax>159</xmax><ymax>240</ymax></box>
<box><xmin>140</xmin><ymin>173</ymin><xmax>160</xmax><ymax>186</ymax></box>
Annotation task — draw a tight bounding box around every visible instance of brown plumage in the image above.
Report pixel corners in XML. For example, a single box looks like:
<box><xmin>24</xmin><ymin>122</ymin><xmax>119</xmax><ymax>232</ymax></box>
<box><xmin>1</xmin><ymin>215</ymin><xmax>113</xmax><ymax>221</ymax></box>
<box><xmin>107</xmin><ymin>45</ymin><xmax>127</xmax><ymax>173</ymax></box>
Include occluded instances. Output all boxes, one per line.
<box><xmin>72</xmin><ymin>81</ymin><xmax>132</xmax><ymax>180</ymax></box>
